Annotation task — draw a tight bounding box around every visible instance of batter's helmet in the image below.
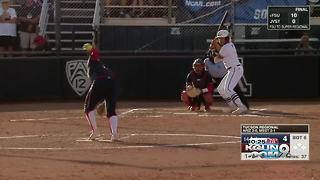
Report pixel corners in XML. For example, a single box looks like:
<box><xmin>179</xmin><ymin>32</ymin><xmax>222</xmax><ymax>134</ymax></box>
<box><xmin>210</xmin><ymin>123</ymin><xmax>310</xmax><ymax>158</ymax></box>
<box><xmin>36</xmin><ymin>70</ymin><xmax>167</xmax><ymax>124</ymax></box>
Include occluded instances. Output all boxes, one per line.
<box><xmin>216</xmin><ymin>30</ymin><xmax>229</xmax><ymax>38</ymax></box>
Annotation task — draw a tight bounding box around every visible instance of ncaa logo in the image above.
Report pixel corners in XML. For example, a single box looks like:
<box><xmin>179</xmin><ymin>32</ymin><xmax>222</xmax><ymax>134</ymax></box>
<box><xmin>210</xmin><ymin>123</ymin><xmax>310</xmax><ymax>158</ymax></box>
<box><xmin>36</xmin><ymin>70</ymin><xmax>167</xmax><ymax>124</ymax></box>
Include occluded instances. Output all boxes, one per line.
<box><xmin>185</xmin><ymin>0</ymin><xmax>203</xmax><ymax>11</ymax></box>
<box><xmin>65</xmin><ymin>60</ymin><xmax>91</xmax><ymax>96</ymax></box>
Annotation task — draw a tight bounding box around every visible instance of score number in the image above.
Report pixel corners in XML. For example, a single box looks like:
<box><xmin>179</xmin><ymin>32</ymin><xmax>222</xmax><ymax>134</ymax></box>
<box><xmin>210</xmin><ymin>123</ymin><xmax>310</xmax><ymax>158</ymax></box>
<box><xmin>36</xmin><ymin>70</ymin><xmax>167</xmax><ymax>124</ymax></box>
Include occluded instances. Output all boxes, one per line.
<box><xmin>268</xmin><ymin>6</ymin><xmax>310</xmax><ymax>30</ymax></box>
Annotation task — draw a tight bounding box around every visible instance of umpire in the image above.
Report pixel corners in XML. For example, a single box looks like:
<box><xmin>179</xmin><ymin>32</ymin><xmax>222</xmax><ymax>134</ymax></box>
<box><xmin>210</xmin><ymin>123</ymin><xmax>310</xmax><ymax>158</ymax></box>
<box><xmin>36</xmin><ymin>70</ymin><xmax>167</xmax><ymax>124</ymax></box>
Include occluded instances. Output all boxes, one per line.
<box><xmin>83</xmin><ymin>43</ymin><xmax>119</xmax><ymax>142</ymax></box>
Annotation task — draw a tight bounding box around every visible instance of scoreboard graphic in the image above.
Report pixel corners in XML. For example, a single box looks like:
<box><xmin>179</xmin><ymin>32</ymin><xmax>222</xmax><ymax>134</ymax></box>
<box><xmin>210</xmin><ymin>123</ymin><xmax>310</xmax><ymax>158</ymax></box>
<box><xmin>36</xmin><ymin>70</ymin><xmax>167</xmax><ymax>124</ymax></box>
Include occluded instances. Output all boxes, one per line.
<box><xmin>267</xmin><ymin>6</ymin><xmax>310</xmax><ymax>30</ymax></box>
<box><xmin>241</xmin><ymin>124</ymin><xmax>309</xmax><ymax>160</ymax></box>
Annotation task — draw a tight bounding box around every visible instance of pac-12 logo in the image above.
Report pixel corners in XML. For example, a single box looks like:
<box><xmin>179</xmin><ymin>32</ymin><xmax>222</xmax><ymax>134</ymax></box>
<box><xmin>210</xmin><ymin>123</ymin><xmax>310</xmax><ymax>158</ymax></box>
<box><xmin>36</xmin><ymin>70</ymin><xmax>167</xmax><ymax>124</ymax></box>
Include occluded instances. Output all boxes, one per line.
<box><xmin>65</xmin><ymin>60</ymin><xmax>91</xmax><ymax>96</ymax></box>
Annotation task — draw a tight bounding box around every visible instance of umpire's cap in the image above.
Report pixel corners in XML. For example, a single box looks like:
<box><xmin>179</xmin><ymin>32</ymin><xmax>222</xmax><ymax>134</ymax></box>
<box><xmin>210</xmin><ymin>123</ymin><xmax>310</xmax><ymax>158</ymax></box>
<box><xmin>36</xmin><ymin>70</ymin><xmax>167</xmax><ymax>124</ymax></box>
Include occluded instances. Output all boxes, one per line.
<box><xmin>216</xmin><ymin>30</ymin><xmax>229</xmax><ymax>38</ymax></box>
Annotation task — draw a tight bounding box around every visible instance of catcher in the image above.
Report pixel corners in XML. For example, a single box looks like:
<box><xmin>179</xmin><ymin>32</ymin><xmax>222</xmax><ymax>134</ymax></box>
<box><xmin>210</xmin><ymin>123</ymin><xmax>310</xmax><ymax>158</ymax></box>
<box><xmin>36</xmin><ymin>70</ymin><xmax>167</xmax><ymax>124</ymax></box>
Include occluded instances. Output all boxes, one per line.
<box><xmin>82</xmin><ymin>43</ymin><xmax>119</xmax><ymax>142</ymax></box>
<box><xmin>181</xmin><ymin>58</ymin><xmax>214</xmax><ymax>112</ymax></box>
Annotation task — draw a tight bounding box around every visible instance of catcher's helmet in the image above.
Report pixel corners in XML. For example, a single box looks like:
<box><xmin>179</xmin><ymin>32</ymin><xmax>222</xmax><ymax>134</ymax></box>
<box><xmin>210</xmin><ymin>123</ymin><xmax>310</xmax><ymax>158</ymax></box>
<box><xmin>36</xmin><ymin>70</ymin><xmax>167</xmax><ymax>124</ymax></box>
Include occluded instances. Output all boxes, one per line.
<box><xmin>216</xmin><ymin>30</ymin><xmax>229</xmax><ymax>38</ymax></box>
<box><xmin>193</xmin><ymin>58</ymin><xmax>204</xmax><ymax>67</ymax></box>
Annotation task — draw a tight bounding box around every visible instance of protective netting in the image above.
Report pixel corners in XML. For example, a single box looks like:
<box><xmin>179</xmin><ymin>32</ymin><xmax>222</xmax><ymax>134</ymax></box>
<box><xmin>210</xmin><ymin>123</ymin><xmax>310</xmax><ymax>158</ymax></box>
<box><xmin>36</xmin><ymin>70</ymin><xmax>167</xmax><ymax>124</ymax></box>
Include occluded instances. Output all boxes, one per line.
<box><xmin>100</xmin><ymin>0</ymin><xmax>320</xmax><ymax>52</ymax></box>
<box><xmin>4</xmin><ymin>0</ymin><xmax>320</xmax><ymax>53</ymax></box>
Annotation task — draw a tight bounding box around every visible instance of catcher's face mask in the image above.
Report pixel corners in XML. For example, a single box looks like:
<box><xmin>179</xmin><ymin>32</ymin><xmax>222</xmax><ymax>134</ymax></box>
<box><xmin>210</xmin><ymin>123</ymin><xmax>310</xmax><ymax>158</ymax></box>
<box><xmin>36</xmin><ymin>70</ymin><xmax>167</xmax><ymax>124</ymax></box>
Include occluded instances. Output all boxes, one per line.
<box><xmin>193</xmin><ymin>63</ymin><xmax>204</xmax><ymax>73</ymax></box>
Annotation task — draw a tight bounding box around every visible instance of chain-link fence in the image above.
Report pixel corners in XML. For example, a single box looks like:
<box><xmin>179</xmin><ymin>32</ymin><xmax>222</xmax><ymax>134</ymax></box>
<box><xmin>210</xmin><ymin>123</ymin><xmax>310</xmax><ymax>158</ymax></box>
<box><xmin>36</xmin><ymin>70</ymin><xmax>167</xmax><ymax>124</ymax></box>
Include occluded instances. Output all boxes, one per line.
<box><xmin>97</xmin><ymin>0</ymin><xmax>319</xmax><ymax>53</ymax></box>
<box><xmin>5</xmin><ymin>0</ymin><xmax>319</xmax><ymax>54</ymax></box>
<box><xmin>104</xmin><ymin>0</ymin><xmax>171</xmax><ymax>18</ymax></box>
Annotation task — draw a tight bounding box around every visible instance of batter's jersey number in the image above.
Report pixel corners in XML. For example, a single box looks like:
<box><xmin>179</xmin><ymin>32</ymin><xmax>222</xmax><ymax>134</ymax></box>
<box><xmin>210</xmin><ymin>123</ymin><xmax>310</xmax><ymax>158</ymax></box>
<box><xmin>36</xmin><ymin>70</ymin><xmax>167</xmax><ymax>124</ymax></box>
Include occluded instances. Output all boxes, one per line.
<box><xmin>267</xmin><ymin>6</ymin><xmax>310</xmax><ymax>30</ymax></box>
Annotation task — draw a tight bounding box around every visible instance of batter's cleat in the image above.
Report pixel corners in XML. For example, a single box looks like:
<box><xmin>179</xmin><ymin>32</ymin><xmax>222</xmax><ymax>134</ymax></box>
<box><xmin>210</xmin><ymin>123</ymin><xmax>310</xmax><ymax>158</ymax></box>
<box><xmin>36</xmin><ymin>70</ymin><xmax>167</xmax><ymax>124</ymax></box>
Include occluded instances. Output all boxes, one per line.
<box><xmin>110</xmin><ymin>133</ymin><xmax>119</xmax><ymax>142</ymax></box>
<box><xmin>232</xmin><ymin>107</ymin><xmax>248</xmax><ymax>114</ymax></box>
<box><xmin>88</xmin><ymin>130</ymin><xmax>101</xmax><ymax>140</ymax></box>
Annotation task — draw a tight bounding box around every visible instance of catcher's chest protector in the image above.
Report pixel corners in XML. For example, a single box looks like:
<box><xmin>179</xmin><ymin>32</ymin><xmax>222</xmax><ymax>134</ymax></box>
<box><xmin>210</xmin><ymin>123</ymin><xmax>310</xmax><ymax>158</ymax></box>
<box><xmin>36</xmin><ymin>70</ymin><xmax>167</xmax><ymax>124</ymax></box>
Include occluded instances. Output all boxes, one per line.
<box><xmin>190</xmin><ymin>72</ymin><xmax>210</xmax><ymax>89</ymax></box>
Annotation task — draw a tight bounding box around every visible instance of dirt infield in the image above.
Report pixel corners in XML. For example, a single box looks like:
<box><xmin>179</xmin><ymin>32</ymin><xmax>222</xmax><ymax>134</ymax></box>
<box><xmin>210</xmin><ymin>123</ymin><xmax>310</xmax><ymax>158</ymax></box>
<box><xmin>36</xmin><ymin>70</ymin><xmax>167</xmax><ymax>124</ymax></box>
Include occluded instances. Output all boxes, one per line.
<box><xmin>0</xmin><ymin>100</ymin><xmax>319</xmax><ymax>180</ymax></box>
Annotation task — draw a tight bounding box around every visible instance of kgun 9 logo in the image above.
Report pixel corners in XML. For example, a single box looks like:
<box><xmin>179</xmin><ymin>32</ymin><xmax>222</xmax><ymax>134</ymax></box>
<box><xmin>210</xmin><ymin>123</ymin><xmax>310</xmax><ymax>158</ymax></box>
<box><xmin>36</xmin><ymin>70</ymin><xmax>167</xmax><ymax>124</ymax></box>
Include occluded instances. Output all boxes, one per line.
<box><xmin>245</xmin><ymin>137</ymin><xmax>290</xmax><ymax>159</ymax></box>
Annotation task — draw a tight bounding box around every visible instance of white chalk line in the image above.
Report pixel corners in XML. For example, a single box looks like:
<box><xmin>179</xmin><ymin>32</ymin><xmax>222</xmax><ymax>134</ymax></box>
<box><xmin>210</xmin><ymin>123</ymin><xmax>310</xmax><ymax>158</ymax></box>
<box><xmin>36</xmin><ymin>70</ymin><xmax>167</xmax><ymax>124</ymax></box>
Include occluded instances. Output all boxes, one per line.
<box><xmin>129</xmin><ymin>133</ymin><xmax>240</xmax><ymax>139</ymax></box>
<box><xmin>198</xmin><ymin>114</ymin><xmax>274</xmax><ymax>118</ymax></box>
<box><xmin>0</xmin><ymin>133</ymin><xmax>240</xmax><ymax>150</ymax></box>
<box><xmin>9</xmin><ymin>116</ymin><xmax>84</xmax><ymax>122</ymax></box>
<box><xmin>8</xmin><ymin>108</ymin><xmax>270</xmax><ymax>122</ymax></box>
<box><xmin>0</xmin><ymin>141</ymin><xmax>241</xmax><ymax>151</ymax></box>
<box><xmin>76</xmin><ymin>133</ymin><xmax>133</xmax><ymax>142</ymax></box>
<box><xmin>8</xmin><ymin>108</ymin><xmax>137</xmax><ymax>122</ymax></box>
<box><xmin>0</xmin><ymin>134</ymin><xmax>66</xmax><ymax>139</ymax></box>
<box><xmin>0</xmin><ymin>133</ymin><xmax>240</xmax><ymax>140</ymax></box>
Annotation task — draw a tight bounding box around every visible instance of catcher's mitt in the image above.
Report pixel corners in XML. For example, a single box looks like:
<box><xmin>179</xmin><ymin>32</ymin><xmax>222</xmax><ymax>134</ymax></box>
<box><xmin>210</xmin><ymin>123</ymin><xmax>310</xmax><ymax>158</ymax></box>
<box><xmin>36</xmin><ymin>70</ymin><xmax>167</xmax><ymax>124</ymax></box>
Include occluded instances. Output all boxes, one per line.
<box><xmin>96</xmin><ymin>102</ymin><xmax>106</xmax><ymax>116</ymax></box>
<box><xmin>186</xmin><ymin>85</ymin><xmax>201</xmax><ymax>98</ymax></box>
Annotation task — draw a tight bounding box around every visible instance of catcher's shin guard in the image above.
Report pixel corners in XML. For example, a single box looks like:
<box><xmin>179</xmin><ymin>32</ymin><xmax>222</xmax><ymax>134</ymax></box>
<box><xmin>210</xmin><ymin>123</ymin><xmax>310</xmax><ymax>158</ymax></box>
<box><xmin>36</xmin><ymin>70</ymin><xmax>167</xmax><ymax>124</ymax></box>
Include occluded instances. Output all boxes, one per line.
<box><xmin>203</xmin><ymin>93</ymin><xmax>213</xmax><ymax>106</ymax></box>
<box><xmin>85</xmin><ymin>111</ymin><xmax>97</xmax><ymax>131</ymax></box>
<box><xmin>181</xmin><ymin>91</ymin><xmax>191</xmax><ymax>106</ymax></box>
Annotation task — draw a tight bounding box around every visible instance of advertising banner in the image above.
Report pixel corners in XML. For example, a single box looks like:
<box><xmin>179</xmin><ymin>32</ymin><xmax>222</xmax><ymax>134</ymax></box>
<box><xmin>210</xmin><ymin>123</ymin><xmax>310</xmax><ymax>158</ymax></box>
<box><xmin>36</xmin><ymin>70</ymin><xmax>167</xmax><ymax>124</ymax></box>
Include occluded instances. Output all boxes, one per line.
<box><xmin>176</xmin><ymin>0</ymin><xmax>307</xmax><ymax>24</ymax></box>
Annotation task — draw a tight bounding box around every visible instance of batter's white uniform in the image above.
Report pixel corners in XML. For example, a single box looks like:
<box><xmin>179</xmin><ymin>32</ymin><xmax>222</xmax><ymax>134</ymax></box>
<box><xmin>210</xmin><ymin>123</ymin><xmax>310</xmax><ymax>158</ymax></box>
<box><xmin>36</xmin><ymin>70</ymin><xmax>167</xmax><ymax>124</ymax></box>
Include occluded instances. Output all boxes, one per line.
<box><xmin>217</xmin><ymin>42</ymin><xmax>247</xmax><ymax>111</ymax></box>
<box><xmin>204</xmin><ymin>58</ymin><xmax>227</xmax><ymax>79</ymax></box>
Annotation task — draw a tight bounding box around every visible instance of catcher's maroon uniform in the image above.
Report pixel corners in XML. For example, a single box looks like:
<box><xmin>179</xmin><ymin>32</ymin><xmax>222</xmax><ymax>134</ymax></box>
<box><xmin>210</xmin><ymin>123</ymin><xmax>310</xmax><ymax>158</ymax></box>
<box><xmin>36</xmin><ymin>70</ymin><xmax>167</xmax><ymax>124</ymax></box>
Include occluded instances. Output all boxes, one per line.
<box><xmin>182</xmin><ymin>59</ymin><xmax>214</xmax><ymax>111</ymax></box>
<box><xmin>186</xmin><ymin>71</ymin><xmax>213</xmax><ymax>91</ymax></box>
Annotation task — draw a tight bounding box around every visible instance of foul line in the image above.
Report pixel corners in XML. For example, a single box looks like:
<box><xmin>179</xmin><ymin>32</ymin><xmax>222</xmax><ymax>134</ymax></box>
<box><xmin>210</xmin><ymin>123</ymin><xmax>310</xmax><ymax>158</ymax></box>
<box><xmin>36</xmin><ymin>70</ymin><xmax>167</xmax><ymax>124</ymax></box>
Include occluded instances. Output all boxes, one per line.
<box><xmin>8</xmin><ymin>108</ymin><xmax>270</xmax><ymax>122</ymax></box>
<box><xmin>129</xmin><ymin>133</ymin><xmax>240</xmax><ymax>139</ymax></box>
<box><xmin>0</xmin><ymin>132</ymin><xmax>240</xmax><ymax>150</ymax></box>
<box><xmin>9</xmin><ymin>116</ymin><xmax>84</xmax><ymax>122</ymax></box>
<box><xmin>0</xmin><ymin>134</ymin><xmax>67</xmax><ymax>139</ymax></box>
<box><xmin>0</xmin><ymin>141</ymin><xmax>240</xmax><ymax>151</ymax></box>
<box><xmin>8</xmin><ymin>108</ymin><xmax>138</xmax><ymax>122</ymax></box>
<box><xmin>0</xmin><ymin>133</ymin><xmax>240</xmax><ymax>140</ymax></box>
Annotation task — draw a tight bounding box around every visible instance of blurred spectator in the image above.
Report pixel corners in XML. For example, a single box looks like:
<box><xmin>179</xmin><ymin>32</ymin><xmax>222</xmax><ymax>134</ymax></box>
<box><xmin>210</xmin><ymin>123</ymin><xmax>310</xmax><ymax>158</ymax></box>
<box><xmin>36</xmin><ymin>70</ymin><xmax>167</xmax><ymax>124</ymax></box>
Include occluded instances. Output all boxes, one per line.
<box><xmin>132</xmin><ymin>0</ymin><xmax>144</xmax><ymax>17</ymax></box>
<box><xmin>105</xmin><ymin>0</ymin><xmax>131</xmax><ymax>17</ymax></box>
<box><xmin>17</xmin><ymin>0</ymin><xmax>42</xmax><ymax>52</ymax></box>
<box><xmin>33</xmin><ymin>35</ymin><xmax>49</xmax><ymax>51</ymax></box>
<box><xmin>144</xmin><ymin>0</ymin><xmax>167</xmax><ymax>17</ymax></box>
<box><xmin>104</xmin><ymin>0</ymin><xmax>111</xmax><ymax>17</ymax></box>
<box><xmin>0</xmin><ymin>0</ymin><xmax>17</xmax><ymax>57</ymax></box>
<box><xmin>295</xmin><ymin>34</ymin><xmax>315</xmax><ymax>55</ymax></box>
